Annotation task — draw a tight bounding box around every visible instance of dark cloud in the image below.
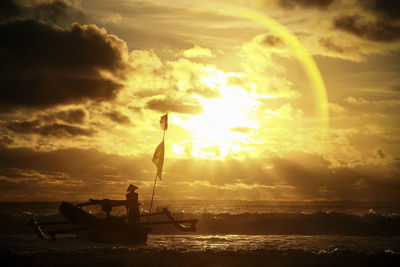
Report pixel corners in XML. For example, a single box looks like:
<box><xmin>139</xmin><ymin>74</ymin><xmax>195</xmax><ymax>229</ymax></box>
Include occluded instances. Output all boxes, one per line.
<box><xmin>0</xmin><ymin>145</ymin><xmax>399</xmax><ymax>201</ymax></box>
<box><xmin>0</xmin><ymin>135</ymin><xmax>13</xmax><ymax>146</ymax></box>
<box><xmin>270</xmin><ymin>153</ymin><xmax>400</xmax><ymax>200</ymax></box>
<box><xmin>0</xmin><ymin>144</ymin><xmax>153</xmax><ymax>200</ymax></box>
<box><xmin>277</xmin><ymin>0</ymin><xmax>335</xmax><ymax>9</ymax></box>
<box><xmin>0</xmin><ymin>145</ymin><xmax>148</xmax><ymax>180</ymax></box>
<box><xmin>0</xmin><ymin>0</ymin><xmax>84</xmax><ymax>26</ymax></box>
<box><xmin>6</xmin><ymin>120</ymin><xmax>95</xmax><ymax>137</ymax></box>
<box><xmin>0</xmin><ymin>0</ymin><xmax>20</xmax><ymax>21</ymax></box>
<box><xmin>54</xmin><ymin>109</ymin><xmax>86</xmax><ymax>124</ymax></box>
<box><xmin>270</xmin><ymin>154</ymin><xmax>356</xmax><ymax>198</ymax></box>
<box><xmin>24</xmin><ymin>0</ymin><xmax>84</xmax><ymax>25</ymax></box>
<box><xmin>106</xmin><ymin>110</ymin><xmax>131</xmax><ymax>124</ymax></box>
<box><xmin>332</xmin><ymin>1</ymin><xmax>400</xmax><ymax>43</ymax></box>
<box><xmin>260</xmin><ymin>34</ymin><xmax>284</xmax><ymax>47</ymax></box>
<box><xmin>160</xmin><ymin>153</ymin><xmax>400</xmax><ymax>201</ymax></box>
<box><xmin>318</xmin><ymin>37</ymin><xmax>344</xmax><ymax>53</ymax></box>
<box><xmin>128</xmin><ymin>106</ymin><xmax>143</xmax><ymax>113</ymax></box>
<box><xmin>375</xmin><ymin>148</ymin><xmax>386</xmax><ymax>159</ymax></box>
<box><xmin>38</xmin><ymin>108</ymin><xmax>86</xmax><ymax>124</ymax></box>
<box><xmin>359</xmin><ymin>0</ymin><xmax>400</xmax><ymax>21</ymax></box>
<box><xmin>334</xmin><ymin>15</ymin><xmax>400</xmax><ymax>42</ymax></box>
<box><xmin>0</xmin><ymin>19</ymin><xmax>128</xmax><ymax>112</ymax></box>
<box><xmin>146</xmin><ymin>97</ymin><xmax>203</xmax><ymax>115</ymax></box>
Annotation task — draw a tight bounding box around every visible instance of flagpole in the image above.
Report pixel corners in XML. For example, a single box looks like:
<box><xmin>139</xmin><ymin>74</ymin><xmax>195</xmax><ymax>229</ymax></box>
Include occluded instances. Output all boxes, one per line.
<box><xmin>147</xmin><ymin>128</ymin><xmax>166</xmax><ymax>226</ymax></box>
<box><xmin>147</xmin><ymin>172</ymin><xmax>158</xmax><ymax>226</ymax></box>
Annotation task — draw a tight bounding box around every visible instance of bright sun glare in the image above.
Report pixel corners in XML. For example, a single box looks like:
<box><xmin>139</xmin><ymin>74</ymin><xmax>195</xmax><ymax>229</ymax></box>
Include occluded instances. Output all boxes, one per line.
<box><xmin>174</xmin><ymin>68</ymin><xmax>260</xmax><ymax>159</ymax></box>
<box><xmin>170</xmin><ymin>7</ymin><xmax>329</xmax><ymax>160</ymax></box>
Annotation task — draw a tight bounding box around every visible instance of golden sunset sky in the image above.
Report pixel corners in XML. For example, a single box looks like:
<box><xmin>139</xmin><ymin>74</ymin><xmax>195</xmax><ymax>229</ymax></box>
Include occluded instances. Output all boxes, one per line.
<box><xmin>0</xmin><ymin>0</ymin><xmax>399</xmax><ymax>201</ymax></box>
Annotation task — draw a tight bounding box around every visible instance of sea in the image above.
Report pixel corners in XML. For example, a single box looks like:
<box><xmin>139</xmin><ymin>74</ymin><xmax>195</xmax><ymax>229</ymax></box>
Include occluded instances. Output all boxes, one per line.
<box><xmin>1</xmin><ymin>200</ymin><xmax>400</xmax><ymax>266</ymax></box>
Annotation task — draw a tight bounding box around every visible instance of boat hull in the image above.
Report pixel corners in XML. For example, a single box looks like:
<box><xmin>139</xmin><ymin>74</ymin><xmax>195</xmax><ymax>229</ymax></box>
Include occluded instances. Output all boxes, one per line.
<box><xmin>59</xmin><ymin>201</ymin><xmax>149</xmax><ymax>244</ymax></box>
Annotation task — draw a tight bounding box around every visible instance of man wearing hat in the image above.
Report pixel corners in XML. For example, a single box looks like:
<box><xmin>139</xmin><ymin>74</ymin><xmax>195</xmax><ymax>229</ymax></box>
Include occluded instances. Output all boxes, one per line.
<box><xmin>126</xmin><ymin>184</ymin><xmax>140</xmax><ymax>224</ymax></box>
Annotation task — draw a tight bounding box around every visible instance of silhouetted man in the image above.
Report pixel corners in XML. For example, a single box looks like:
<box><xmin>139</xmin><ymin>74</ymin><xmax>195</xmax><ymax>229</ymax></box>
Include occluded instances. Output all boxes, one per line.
<box><xmin>126</xmin><ymin>184</ymin><xmax>140</xmax><ymax>224</ymax></box>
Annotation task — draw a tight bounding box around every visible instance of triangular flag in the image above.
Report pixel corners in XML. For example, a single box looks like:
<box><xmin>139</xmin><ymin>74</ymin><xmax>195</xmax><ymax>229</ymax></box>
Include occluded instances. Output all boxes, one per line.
<box><xmin>160</xmin><ymin>113</ymin><xmax>168</xmax><ymax>131</ymax></box>
<box><xmin>152</xmin><ymin>140</ymin><xmax>165</xmax><ymax>180</ymax></box>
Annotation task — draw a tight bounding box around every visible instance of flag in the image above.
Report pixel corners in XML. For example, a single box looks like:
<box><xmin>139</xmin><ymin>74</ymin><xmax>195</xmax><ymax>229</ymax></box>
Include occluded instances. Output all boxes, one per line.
<box><xmin>152</xmin><ymin>140</ymin><xmax>165</xmax><ymax>180</ymax></box>
<box><xmin>160</xmin><ymin>113</ymin><xmax>168</xmax><ymax>131</ymax></box>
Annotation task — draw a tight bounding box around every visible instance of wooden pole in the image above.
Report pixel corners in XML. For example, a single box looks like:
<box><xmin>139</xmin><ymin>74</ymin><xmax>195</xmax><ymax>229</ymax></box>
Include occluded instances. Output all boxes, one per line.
<box><xmin>147</xmin><ymin>172</ymin><xmax>158</xmax><ymax>226</ymax></box>
<box><xmin>147</xmin><ymin>129</ymin><xmax>165</xmax><ymax>226</ymax></box>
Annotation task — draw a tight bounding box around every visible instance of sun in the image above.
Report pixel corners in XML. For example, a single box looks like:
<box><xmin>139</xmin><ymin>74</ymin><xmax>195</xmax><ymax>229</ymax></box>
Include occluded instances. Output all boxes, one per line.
<box><xmin>169</xmin><ymin>7</ymin><xmax>329</xmax><ymax>160</ymax></box>
<box><xmin>175</xmin><ymin>68</ymin><xmax>260</xmax><ymax>159</ymax></box>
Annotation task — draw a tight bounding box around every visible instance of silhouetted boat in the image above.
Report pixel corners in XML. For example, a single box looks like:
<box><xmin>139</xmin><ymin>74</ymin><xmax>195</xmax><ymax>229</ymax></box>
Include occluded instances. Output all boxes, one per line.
<box><xmin>29</xmin><ymin>199</ymin><xmax>197</xmax><ymax>243</ymax></box>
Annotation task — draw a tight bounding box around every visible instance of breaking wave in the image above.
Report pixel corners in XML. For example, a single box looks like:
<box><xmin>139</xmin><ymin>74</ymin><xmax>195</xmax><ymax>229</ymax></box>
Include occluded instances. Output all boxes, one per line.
<box><xmin>151</xmin><ymin>211</ymin><xmax>400</xmax><ymax>235</ymax></box>
<box><xmin>1</xmin><ymin>210</ymin><xmax>400</xmax><ymax>236</ymax></box>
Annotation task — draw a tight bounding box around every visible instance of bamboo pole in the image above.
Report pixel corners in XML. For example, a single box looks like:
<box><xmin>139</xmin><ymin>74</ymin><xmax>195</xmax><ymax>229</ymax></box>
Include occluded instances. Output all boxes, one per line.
<box><xmin>147</xmin><ymin>129</ymin><xmax>165</xmax><ymax>226</ymax></box>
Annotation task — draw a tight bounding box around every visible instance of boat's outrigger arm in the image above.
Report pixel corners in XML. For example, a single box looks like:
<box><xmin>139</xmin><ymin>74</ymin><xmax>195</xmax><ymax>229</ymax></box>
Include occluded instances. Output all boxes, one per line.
<box><xmin>142</xmin><ymin>207</ymin><xmax>197</xmax><ymax>231</ymax></box>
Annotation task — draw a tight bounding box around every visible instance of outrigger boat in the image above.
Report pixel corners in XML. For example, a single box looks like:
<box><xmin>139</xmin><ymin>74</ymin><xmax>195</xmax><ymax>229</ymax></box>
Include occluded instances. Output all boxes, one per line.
<box><xmin>30</xmin><ymin>114</ymin><xmax>186</xmax><ymax>243</ymax></box>
<box><xmin>29</xmin><ymin>199</ymin><xmax>197</xmax><ymax>243</ymax></box>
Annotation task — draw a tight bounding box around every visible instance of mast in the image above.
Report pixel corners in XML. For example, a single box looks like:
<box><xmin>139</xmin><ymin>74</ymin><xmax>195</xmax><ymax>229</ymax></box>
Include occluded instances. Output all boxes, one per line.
<box><xmin>148</xmin><ymin>113</ymin><xmax>168</xmax><ymax>225</ymax></box>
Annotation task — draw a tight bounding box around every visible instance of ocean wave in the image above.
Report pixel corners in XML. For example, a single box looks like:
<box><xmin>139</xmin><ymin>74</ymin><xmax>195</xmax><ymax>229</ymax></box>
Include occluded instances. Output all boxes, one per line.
<box><xmin>1</xmin><ymin>211</ymin><xmax>400</xmax><ymax>236</ymax></box>
<box><xmin>150</xmin><ymin>211</ymin><xmax>400</xmax><ymax>235</ymax></box>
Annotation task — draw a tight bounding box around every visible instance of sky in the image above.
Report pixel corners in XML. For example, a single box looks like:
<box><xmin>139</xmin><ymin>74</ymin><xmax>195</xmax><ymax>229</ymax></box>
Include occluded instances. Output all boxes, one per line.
<box><xmin>0</xmin><ymin>0</ymin><xmax>399</xmax><ymax>202</ymax></box>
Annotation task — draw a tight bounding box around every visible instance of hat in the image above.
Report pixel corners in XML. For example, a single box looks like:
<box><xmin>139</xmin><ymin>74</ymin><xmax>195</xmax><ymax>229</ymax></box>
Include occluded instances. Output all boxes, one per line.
<box><xmin>127</xmin><ymin>184</ymin><xmax>138</xmax><ymax>192</ymax></box>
